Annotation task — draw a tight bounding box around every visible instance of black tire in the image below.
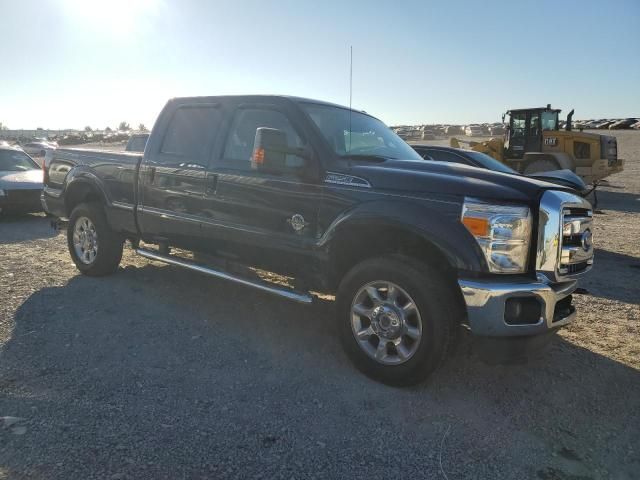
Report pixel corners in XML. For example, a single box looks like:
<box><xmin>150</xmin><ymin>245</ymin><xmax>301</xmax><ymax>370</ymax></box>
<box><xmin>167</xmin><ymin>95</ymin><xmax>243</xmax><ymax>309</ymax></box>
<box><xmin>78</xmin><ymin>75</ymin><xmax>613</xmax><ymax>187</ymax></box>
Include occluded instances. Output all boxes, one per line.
<box><xmin>67</xmin><ymin>202</ymin><xmax>123</xmax><ymax>276</ymax></box>
<box><xmin>523</xmin><ymin>158</ymin><xmax>560</xmax><ymax>175</ymax></box>
<box><xmin>336</xmin><ymin>255</ymin><xmax>461</xmax><ymax>386</ymax></box>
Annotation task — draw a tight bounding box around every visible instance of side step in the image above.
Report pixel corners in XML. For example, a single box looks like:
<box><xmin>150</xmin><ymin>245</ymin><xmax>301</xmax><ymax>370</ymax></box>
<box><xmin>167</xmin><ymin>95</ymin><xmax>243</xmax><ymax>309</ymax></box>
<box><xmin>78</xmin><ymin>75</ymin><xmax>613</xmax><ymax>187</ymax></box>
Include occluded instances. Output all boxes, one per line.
<box><xmin>135</xmin><ymin>248</ymin><xmax>313</xmax><ymax>305</ymax></box>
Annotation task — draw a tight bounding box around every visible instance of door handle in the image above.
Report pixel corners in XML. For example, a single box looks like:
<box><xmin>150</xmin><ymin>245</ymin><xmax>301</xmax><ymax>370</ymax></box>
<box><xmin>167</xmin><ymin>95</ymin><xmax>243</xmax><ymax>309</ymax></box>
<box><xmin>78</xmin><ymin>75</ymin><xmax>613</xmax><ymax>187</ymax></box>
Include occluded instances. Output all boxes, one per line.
<box><xmin>148</xmin><ymin>166</ymin><xmax>156</xmax><ymax>184</ymax></box>
<box><xmin>206</xmin><ymin>173</ymin><xmax>218</xmax><ymax>195</ymax></box>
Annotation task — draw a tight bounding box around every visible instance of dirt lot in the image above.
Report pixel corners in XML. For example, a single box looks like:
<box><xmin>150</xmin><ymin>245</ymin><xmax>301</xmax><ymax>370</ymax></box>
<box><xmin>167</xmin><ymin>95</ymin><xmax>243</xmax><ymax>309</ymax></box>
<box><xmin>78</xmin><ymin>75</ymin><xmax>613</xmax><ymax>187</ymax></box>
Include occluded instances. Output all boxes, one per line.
<box><xmin>1</xmin><ymin>132</ymin><xmax>639</xmax><ymax>479</ymax></box>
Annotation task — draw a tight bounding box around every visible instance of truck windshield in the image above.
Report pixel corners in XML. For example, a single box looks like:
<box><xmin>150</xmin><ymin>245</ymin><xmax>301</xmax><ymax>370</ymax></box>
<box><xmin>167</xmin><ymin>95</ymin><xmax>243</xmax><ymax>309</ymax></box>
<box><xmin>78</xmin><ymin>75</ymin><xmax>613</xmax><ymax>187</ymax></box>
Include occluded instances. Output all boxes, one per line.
<box><xmin>541</xmin><ymin>111</ymin><xmax>558</xmax><ymax>130</ymax></box>
<box><xmin>301</xmin><ymin>103</ymin><xmax>422</xmax><ymax>161</ymax></box>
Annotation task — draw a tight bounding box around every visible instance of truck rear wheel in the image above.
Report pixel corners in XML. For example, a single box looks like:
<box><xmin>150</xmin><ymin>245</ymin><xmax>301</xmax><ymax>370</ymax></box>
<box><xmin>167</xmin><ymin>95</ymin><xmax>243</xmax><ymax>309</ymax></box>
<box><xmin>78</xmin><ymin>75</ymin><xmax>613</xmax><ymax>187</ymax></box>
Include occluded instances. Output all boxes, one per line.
<box><xmin>336</xmin><ymin>255</ymin><xmax>458</xmax><ymax>386</ymax></box>
<box><xmin>67</xmin><ymin>202</ymin><xmax>123</xmax><ymax>276</ymax></box>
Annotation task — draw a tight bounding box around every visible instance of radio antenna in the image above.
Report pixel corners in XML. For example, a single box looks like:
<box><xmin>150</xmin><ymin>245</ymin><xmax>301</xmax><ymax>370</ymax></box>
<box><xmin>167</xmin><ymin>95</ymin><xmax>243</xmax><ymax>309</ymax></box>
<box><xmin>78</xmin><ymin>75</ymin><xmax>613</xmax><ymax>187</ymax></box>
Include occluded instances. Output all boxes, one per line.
<box><xmin>348</xmin><ymin>45</ymin><xmax>353</xmax><ymax>152</ymax></box>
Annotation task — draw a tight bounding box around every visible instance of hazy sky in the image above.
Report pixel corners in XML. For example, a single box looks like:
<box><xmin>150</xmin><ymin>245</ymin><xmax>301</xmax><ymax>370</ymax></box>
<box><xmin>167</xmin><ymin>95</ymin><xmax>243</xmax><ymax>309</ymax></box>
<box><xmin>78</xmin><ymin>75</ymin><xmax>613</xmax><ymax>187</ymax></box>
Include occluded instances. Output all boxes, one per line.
<box><xmin>1</xmin><ymin>0</ymin><xmax>638</xmax><ymax>130</ymax></box>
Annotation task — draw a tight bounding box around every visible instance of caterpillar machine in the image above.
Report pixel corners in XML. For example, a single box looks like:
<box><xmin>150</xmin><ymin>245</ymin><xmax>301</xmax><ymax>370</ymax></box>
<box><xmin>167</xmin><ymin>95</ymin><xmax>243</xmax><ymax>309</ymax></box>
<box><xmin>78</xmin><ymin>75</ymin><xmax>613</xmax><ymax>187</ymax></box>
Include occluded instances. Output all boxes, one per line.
<box><xmin>451</xmin><ymin>105</ymin><xmax>624</xmax><ymax>186</ymax></box>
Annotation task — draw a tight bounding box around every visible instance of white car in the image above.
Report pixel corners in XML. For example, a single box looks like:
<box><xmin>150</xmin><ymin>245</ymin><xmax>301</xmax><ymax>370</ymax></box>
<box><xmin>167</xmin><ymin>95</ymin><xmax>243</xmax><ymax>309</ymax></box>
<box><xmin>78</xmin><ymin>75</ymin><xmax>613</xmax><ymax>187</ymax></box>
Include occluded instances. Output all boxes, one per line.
<box><xmin>464</xmin><ymin>125</ymin><xmax>483</xmax><ymax>136</ymax></box>
<box><xmin>21</xmin><ymin>141</ymin><xmax>56</xmax><ymax>157</ymax></box>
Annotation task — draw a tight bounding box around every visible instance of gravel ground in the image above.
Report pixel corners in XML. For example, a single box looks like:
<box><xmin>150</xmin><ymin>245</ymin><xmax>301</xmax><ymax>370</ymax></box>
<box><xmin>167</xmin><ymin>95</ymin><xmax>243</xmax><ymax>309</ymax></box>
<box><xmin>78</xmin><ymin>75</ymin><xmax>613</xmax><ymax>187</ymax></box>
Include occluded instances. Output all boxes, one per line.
<box><xmin>1</xmin><ymin>131</ymin><xmax>639</xmax><ymax>479</ymax></box>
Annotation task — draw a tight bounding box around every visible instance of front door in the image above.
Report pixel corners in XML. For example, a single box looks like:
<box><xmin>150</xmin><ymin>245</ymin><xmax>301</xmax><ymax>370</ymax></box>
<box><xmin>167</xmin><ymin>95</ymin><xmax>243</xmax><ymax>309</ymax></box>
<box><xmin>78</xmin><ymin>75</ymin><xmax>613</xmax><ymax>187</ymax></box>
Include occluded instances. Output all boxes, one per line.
<box><xmin>137</xmin><ymin>104</ymin><xmax>223</xmax><ymax>250</ymax></box>
<box><xmin>507</xmin><ymin>111</ymin><xmax>543</xmax><ymax>157</ymax></box>
<box><xmin>507</xmin><ymin>112</ymin><xmax>527</xmax><ymax>158</ymax></box>
<box><xmin>525</xmin><ymin>111</ymin><xmax>542</xmax><ymax>152</ymax></box>
<box><xmin>201</xmin><ymin>104</ymin><xmax>322</xmax><ymax>277</ymax></box>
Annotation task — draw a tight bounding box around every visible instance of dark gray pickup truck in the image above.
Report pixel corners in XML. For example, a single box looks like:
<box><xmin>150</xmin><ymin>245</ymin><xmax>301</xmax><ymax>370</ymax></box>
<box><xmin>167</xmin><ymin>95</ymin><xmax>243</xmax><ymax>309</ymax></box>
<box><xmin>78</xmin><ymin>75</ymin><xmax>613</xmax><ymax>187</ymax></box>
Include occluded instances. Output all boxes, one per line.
<box><xmin>43</xmin><ymin>95</ymin><xmax>594</xmax><ymax>385</ymax></box>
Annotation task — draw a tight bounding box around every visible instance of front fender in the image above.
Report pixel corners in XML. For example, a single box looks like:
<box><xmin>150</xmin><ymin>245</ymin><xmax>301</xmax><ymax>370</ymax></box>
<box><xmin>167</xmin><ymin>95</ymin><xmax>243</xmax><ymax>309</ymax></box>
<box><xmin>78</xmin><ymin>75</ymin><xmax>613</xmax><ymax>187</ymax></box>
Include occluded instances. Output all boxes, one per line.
<box><xmin>318</xmin><ymin>199</ymin><xmax>488</xmax><ymax>273</ymax></box>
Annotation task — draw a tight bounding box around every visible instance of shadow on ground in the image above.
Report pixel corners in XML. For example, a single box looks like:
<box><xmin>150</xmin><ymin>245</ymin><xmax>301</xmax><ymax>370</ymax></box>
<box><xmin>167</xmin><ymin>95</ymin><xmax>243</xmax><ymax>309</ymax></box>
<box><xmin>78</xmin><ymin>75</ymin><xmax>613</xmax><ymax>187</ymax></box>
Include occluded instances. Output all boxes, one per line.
<box><xmin>595</xmin><ymin>188</ymin><xmax>640</xmax><ymax>214</ymax></box>
<box><xmin>1</xmin><ymin>264</ymin><xmax>639</xmax><ymax>479</ymax></box>
<box><xmin>0</xmin><ymin>213</ymin><xmax>56</xmax><ymax>244</ymax></box>
<box><xmin>579</xmin><ymin>249</ymin><xmax>640</xmax><ymax>305</ymax></box>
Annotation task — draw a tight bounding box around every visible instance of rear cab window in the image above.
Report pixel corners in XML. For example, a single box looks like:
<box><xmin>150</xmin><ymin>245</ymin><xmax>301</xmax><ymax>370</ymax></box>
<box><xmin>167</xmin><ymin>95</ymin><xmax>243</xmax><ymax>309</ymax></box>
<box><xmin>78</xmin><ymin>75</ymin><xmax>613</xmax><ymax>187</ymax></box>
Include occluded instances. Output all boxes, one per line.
<box><xmin>158</xmin><ymin>105</ymin><xmax>223</xmax><ymax>164</ymax></box>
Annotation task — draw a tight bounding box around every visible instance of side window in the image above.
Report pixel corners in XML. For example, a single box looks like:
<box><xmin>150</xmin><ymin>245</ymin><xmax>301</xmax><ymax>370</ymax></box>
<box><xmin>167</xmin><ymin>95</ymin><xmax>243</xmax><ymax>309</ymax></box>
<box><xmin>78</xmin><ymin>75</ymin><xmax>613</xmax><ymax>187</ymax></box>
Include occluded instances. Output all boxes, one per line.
<box><xmin>511</xmin><ymin>113</ymin><xmax>526</xmax><ymax>138</ymax></box>
<box><xmin>223</xmin><ymin>108</ymin><xmax>303</xmax><ymax>169</ymax></box>
<box><xmin>160</xmin><ymin>106</ymin><xmax>222</xmax><ymax>161</ymax></box>
<box><xmin>529</xmin><ymin>113</ymin><xmax>540</xmax><ymax>137</ymax></box>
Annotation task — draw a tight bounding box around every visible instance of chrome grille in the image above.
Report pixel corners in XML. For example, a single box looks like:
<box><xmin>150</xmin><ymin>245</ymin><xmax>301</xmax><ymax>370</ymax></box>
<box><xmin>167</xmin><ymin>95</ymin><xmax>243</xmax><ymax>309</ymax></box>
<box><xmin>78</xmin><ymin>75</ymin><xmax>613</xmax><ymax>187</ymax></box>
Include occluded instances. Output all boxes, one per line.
<box><xmin>558</xmin><ymin>208</ymin><xmax>593</xmax><ymax>276</ymax></box>
<box><xmin>536</xmin><ymin>190</ymin><xmax>594</xmax><ymax>282</ymax></box>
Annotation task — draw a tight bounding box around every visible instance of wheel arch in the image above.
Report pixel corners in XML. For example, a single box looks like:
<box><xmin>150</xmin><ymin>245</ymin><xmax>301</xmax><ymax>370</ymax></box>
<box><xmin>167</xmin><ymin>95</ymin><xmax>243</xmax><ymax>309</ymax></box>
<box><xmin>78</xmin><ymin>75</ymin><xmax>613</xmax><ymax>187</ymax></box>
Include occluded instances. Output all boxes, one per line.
<box><xmin>322</xmin><ymin>205</ymin><xmax>484</xmax><ymax>316</ymax></box>
<box><xmin>63</xmin><ymin>176</ymin><xmax>108</xmax><ymax>217</ymax></box>
<box><xmin>327</xmin><ymin>222</ymin><xmax>455</xmax><ymax>287</ymax></box>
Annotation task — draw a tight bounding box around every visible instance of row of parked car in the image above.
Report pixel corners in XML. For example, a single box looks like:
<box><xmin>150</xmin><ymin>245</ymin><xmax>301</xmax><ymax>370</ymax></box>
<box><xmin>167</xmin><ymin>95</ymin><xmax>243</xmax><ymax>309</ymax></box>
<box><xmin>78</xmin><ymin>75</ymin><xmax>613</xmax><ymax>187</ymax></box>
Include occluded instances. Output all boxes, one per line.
<box><xmin>394</xmin><ymin>116</ymin><xmax>639</xmax><ymax>140</ymax></box>
<box><xmin>393</xmin><ymin>123</ymin><xmax>505</xmax><ymax>140</ymax></box>
<box><xmin>0</xmin><ymin>131</ymin><xmax>151</xmax><ymax>159</ymax></box>
<box><xmin>571</xmin><ymin>118</ymin><xmax>640</xmax><ymax>130</ymax></box>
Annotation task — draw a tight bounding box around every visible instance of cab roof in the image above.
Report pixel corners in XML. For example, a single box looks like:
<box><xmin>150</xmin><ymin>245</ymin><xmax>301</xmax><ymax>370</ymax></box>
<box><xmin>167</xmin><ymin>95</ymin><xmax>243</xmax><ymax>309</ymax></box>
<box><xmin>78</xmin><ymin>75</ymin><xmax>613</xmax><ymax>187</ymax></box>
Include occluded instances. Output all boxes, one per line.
<box><xmin>167</xmin><ymin>95</ymin><xmax>371</xmax><ymax>116</ymax></box>
<box><xmin>507</xmin><ymin>107</ymin><xmax>561</xmax><ymax>114</ymax></box>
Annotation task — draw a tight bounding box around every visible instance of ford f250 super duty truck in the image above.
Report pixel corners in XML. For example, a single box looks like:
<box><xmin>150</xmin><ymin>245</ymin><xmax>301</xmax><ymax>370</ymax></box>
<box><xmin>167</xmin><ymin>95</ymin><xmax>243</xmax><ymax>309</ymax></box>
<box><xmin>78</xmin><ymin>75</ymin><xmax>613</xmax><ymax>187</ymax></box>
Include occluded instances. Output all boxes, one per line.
<box><xmin>42</xmin><ymin>95</ymin><xmax>594</xmax><ymax>385</ymax></box>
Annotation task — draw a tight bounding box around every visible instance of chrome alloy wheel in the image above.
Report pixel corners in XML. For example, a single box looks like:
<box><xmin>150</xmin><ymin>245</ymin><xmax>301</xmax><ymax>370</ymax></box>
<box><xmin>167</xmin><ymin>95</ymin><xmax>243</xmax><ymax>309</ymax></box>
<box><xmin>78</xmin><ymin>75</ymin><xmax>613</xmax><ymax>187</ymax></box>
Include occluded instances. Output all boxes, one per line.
<box><xmin>350</xmin><ymin>281</ymin><xmax>423</xmax><ymax>365</ymax></box>
<box><xmin>73</xmin><ymin>216</ymin><xmax>99</xmax><ymax>265</ymax></box>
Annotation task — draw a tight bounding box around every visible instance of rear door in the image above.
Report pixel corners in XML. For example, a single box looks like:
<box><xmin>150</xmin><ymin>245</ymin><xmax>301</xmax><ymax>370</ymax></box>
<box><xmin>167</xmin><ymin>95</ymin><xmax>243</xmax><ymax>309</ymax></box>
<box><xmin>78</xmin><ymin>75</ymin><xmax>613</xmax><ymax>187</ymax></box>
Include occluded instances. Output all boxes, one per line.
<box><xmin>200</xmin><ymin>102</ymin><xmax>322</xmax><ymax>276</ymax></box>
<box><xmin>137</xmin><ymin>103</ymin><xmax>223</xmax><ymax>249</ymax></box>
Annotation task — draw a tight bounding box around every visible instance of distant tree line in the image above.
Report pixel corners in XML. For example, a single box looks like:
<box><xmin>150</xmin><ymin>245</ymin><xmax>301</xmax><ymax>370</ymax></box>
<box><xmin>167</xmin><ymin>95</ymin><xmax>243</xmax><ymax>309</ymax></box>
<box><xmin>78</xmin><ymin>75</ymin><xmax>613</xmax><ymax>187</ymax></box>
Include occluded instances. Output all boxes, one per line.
<box><xmin>81</xmin><ymin>122</ymin><xmax>148</xmax><ymax>132</ymax></box>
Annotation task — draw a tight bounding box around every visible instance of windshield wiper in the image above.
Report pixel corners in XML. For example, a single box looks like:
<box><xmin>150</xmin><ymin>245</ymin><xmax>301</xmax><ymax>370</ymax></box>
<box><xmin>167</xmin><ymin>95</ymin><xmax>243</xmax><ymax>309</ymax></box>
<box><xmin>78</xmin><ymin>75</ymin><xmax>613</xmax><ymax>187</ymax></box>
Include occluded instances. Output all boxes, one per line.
<box><xmin>340</xmin><ymin>153</ymin><xmax>395</xmax><ymax>162</ymax></box>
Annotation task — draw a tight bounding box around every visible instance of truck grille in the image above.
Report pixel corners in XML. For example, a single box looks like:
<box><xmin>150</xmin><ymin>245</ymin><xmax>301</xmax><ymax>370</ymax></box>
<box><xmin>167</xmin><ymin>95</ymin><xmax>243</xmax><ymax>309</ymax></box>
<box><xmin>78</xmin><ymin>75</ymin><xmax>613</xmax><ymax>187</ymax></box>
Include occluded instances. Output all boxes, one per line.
<box><xmin>536</xmin><ymin>190</ymin><xmax>594</xmax><ymax>282</ymax></box>
<box><xmin>558</xmin><ymin>207</ymin><xmax>593</xmax><ymax>277</ymax></box>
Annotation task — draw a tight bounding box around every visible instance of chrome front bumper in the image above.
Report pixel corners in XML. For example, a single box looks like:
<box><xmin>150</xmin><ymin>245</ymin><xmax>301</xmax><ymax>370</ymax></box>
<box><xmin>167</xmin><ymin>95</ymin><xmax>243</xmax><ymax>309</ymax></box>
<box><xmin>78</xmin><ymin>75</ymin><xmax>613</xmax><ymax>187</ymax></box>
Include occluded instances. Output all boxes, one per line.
<box><xmin>458</xmin><ymin>276</ymin><xmax>578</xmax><ymax>336</ymax></box>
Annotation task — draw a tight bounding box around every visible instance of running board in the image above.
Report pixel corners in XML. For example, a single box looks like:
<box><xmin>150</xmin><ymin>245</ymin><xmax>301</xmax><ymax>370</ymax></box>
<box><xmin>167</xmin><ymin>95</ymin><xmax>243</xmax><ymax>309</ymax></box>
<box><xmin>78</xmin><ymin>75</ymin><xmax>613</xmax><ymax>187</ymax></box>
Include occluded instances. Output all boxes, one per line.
<box><xmin>135</xmin><ymin>248</ymin><xmax>313</xmax><ymax>305</ymax></box>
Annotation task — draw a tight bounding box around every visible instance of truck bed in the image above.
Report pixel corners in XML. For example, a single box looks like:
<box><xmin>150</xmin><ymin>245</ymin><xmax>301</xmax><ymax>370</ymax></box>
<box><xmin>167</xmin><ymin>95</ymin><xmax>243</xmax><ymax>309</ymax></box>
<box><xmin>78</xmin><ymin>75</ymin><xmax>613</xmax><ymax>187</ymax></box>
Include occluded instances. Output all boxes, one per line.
<box><xmin>45</xmin><ymin>147</ymin><xmax>142</xmax><ymax>234</ymax></box>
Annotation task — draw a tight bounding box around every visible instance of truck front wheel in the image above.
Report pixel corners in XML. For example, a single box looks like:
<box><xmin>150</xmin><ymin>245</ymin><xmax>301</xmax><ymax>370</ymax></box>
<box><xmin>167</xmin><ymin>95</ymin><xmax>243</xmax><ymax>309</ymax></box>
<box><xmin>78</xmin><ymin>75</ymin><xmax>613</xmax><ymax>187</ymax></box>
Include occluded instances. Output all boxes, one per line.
<box><xmin>336</xmin><ymin>256</ymin><xmax>458</xmax><ymax>386</ymax></box>
<box><xmin>67</xmin><ymin>202</ymin><xmax>123</xmax><ymax>276</ymax></box>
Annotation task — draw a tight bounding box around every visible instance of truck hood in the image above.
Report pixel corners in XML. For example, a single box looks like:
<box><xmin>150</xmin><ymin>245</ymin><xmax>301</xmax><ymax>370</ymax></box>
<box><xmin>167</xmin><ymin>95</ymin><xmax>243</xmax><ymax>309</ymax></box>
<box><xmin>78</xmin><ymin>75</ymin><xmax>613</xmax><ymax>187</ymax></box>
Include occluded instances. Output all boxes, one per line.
<box><xmin>526</xmin><ymin>169</ymin><xmax>587</xmax><ymax>193</ymax></box>
<box><xmin>0</xmin><ymin>169</ymin><xmax>43</xmax><ymax>190</ymax></box>
<box><xmin>342</xmin><ymin>159</ymin><xmax>567</xmax><ymax>203</ymax></box>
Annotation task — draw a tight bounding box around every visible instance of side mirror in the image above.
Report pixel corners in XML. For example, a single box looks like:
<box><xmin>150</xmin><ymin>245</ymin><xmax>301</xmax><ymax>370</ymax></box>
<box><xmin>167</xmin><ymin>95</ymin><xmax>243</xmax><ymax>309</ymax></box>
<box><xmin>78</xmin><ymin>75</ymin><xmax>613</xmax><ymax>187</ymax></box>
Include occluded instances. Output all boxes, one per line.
<box><xmin>252</xmin><ymin>127</ymin><xmax>307</xmax><ymax>173</ymax></box>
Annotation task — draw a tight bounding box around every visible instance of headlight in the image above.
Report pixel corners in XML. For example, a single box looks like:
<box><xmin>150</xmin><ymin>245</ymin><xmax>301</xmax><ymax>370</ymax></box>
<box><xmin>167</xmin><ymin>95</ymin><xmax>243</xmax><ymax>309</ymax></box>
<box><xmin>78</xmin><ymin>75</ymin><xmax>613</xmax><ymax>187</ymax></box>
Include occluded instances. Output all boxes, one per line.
<box><xmin>0</xmin><ymin>189</ymin><xmax>5</xmax><ymax>197</ymax></box>
<box><xmin>461</xmin><ymin>198</ymin><xmax>532</xmax><ymax>273</ymax></box>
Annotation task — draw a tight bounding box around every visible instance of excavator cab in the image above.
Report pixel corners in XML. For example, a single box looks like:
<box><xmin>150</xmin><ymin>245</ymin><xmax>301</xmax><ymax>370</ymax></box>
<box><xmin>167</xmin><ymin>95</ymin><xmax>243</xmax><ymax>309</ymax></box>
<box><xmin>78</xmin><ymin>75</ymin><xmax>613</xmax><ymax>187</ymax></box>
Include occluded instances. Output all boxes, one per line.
<box><xmin>504</xmin><ymin>105</ymin><xmax>560</xmax><ymax>159</ymax></box>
